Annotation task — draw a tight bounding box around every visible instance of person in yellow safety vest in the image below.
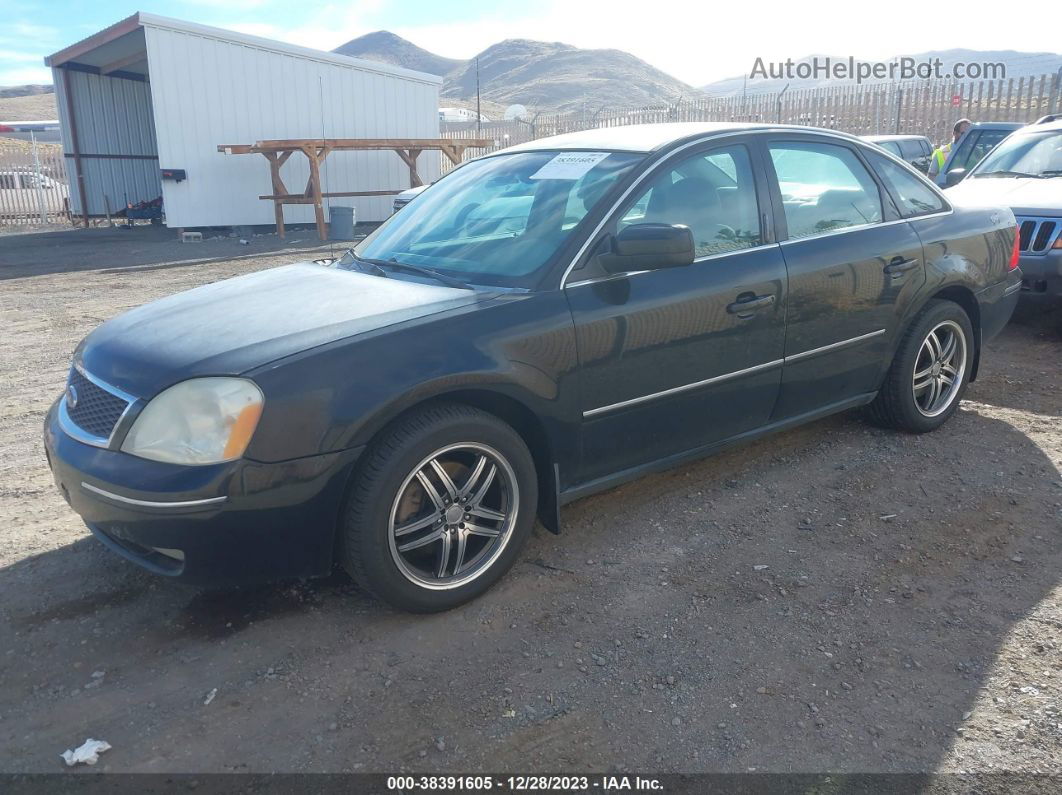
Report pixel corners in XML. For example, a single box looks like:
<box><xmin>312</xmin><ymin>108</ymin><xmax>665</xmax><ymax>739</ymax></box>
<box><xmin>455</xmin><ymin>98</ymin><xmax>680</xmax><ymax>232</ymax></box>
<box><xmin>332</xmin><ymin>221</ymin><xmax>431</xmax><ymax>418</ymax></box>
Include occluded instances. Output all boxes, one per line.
<box><xmin>929</xmin><ymin>118</ymin><xmax>972</xmax><ymax>183</ymax></box>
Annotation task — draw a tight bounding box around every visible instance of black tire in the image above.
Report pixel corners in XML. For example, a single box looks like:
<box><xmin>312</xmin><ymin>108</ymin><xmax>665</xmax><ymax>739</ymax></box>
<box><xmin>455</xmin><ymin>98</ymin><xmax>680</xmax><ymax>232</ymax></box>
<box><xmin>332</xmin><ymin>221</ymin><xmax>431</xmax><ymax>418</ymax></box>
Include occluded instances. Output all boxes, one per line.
<box><xmin>868</xmin><ymin>299</ymin><xmax>975</xmax><ymax>433</ymax></box>
<box><xmin>340</xmin><ymin>402</ymin><xmax>538</xmax><ymax>612</ymax></box>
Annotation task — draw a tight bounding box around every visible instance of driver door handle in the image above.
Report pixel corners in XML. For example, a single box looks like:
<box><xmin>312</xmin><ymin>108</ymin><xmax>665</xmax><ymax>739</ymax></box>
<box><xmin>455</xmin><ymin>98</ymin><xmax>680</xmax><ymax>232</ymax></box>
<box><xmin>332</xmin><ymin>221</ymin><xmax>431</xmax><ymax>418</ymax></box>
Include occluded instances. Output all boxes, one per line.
<box><xmin>727</xmin><ymin>293</ymin><xmax>776</xmax><ymax>318</ymax></box>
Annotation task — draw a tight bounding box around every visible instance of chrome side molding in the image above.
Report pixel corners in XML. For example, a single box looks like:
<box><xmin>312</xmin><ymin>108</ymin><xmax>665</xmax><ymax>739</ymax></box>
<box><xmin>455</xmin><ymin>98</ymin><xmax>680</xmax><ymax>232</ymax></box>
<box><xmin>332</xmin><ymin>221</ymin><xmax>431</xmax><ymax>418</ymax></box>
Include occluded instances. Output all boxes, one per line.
<box><xmin>583</xmin><ymin>329</ymin><xmax>886</xmax><ymax>418</ymax></box>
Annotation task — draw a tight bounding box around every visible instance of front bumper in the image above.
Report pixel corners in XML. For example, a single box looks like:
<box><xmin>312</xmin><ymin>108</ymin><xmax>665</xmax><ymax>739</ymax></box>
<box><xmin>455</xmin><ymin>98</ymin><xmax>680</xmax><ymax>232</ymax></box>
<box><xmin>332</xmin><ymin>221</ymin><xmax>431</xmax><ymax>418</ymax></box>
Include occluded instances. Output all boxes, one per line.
<box><xmin>43</xmin><ymin>399</ymin><xmax>363</xmax><ymax>585</ymax></box>
<box><xmin>1018</xmin><ymin>250</ymin><xmax>1062</xmax><ymax>296</ymax></box>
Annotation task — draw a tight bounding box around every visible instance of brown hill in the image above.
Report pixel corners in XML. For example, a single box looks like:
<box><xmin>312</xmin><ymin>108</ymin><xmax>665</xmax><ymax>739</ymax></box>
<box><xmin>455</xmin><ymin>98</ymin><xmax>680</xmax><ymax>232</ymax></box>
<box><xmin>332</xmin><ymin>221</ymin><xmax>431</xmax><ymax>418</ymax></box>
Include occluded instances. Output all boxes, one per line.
<box><xmin>333</xmin><ymin>33</ymin><xmax>695</xmax><ymax>114</ymax></box>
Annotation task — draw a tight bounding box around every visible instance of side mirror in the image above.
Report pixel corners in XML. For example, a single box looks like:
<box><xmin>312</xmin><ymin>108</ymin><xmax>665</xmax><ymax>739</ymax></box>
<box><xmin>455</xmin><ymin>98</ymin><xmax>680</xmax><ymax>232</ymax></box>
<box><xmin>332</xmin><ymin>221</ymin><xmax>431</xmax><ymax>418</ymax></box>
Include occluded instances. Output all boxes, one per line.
<box><xmin>944</xmin><ymin>168</ymin><xmax>967</xmax><ymax>188</ymax></box>
<box><xmin>600</xmin><ymin>223</ymin><xmax>695</xmax><ymax>273</ymax></box>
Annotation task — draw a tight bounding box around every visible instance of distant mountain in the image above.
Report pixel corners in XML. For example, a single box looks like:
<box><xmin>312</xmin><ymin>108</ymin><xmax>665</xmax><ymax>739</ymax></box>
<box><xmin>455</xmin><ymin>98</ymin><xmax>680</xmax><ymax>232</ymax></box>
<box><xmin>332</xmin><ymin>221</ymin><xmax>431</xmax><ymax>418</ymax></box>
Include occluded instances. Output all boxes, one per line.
<box><xmin>0</xmin><ymin>92</ymin><xmax>57</xmax><ymax>121</ymax></box>
<box><xmin>701</xmin><ymin>49</ymin><xmax>1062</xmax><ymax>96</ymax></box>
<box><xmin>442</xmin><ymin>39</ymin><xmax>693</xmax><ymax>113</ymax></box>
<box><xmin>333</xmin><ymin>31</ymin><xmax>461</xmax><ymax>77</ymax></box>
<box><xmin>0</xmin><ymin>84</ymin><xmax>54</xmax><ymax>99</ymax></box>
<box><xmin>333</xmin><ymin>33</ymin><xmax>695</xmax><ymax>114</ymax></box>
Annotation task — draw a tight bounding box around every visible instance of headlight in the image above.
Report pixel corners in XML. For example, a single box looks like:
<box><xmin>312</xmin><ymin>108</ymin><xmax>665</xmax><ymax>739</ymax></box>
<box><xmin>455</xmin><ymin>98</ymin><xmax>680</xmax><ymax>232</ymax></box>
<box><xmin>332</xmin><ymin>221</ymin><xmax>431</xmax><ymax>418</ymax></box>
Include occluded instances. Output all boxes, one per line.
<box><xmin>121</xmin><ymin>378</ymin><xmax>264</xmax><ymax>465</ymax></box>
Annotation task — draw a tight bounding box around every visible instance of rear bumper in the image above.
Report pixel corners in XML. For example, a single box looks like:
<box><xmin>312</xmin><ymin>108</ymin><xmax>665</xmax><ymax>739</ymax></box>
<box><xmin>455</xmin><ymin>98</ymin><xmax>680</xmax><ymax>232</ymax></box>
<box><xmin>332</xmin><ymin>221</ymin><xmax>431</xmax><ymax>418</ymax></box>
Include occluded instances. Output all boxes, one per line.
<box><xmin>1018</xmin><ymin>250</ymin><xmax>1062</xmax><ymax>296</ymax></box>
<box><xmin>977</xmin><ymin>271</ymin><xmax>1022</xmax><ymax>344</ymax></box>
<box><xmin>43</xmin><ymin>399</ymin><xmax>363</xmax><ymax>586</ymax></box>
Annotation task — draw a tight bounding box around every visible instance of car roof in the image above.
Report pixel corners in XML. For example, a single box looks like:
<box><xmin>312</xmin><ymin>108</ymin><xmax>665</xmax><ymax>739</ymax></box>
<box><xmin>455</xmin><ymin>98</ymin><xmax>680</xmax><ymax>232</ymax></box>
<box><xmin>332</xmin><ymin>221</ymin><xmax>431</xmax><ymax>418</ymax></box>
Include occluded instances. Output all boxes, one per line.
<box><xmin>967</xmin><ymin>121</ymin><xmax>1024</xmax><ymax>130</ymax></box>
<box><xmin>1015</xmin><ymin>119</ymin><xmax>1062</xmax><ymax>134</ymax></box>
<box><xmin>861</xmin><ymin>134</ymin><xmax>928</xmax><ymax>142</ymax></box>
<box><xmin>502</xmin><ymin>122</ymin><xmax>864</xmax><ymax>154</ymax></box>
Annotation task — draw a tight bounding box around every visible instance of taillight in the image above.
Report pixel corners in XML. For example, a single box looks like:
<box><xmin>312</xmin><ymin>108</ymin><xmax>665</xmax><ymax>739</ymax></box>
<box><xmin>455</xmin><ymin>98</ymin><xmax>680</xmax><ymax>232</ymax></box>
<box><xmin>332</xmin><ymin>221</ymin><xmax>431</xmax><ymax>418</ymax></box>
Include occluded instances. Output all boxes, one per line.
<box><xmin>1009</xmin><ymin>228</ymin><xmax>1021</xmax><ymax>270</ymax></box>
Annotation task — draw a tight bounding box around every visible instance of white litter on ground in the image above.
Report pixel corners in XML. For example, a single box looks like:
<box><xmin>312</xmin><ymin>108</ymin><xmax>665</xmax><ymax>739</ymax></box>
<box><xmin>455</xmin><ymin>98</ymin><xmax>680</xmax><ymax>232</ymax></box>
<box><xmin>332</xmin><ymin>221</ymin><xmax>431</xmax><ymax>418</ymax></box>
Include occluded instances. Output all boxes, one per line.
<box><xmin>203</xmin><ymin>687</ymin><xmax>217</xmax><ymax>705</ymax></box>
<box><xmin>61</xmin><ymin>738</ymin><xmax>111</xmax><ymax>767</ymax></box>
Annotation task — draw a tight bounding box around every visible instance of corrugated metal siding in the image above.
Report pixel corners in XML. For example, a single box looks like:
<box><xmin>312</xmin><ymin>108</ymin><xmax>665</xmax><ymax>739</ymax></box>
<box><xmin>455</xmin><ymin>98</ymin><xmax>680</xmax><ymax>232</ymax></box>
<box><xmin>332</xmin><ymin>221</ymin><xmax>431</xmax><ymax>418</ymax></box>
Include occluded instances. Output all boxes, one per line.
<box><xmin>52</xmin><ymin>67</ymin><xmax>160</xmax><ymax>216</ymax></box>
<box><xmin>143</xmin><ymin>25</ymin><xmax>441</xmax><ymax>227</ymax></box>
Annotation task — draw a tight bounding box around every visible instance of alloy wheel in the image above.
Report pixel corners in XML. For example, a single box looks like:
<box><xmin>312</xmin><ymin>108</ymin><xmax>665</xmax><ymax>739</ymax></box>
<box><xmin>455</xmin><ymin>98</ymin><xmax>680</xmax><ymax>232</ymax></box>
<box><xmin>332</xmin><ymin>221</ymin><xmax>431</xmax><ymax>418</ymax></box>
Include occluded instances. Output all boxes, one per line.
<box><xmin>387</xmin><ymin>442</ymin><xmax>519</xmax><ymax>590</ymax></box>
<box><xmin>912</xmin><ymin>320</ymin><xmax>967</xmax><ymax>417</ymax></box>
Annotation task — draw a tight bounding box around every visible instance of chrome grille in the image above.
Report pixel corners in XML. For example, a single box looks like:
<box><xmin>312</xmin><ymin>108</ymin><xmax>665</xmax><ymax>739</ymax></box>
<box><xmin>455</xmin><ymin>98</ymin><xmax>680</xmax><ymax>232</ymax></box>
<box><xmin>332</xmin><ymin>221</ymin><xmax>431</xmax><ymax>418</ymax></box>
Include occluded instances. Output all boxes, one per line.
<box><xmin>62</xmin><ymin>367</ymin><xmax>132</xmax><ymax>444</ymax></box>
<box><xmin>1016</xmin><ymin>216</ymin><xmax>1060</xmax><ymax>255</ymax></box>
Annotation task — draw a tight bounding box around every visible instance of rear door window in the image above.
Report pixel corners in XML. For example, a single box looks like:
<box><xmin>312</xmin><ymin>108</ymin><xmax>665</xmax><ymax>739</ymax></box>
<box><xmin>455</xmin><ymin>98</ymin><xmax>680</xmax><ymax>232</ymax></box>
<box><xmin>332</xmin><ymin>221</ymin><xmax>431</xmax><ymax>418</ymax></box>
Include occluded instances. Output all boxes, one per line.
<box><xmin>769</xmin><ymin>142</ymin><xmax>884</xmax><ymax>239</ymax></box>
<box><xmin>899</xmin><ymin>139</ymin><xmax>923</xmax><ymax>159</ymax></box>
<box><xmin>868</xmin><ymin>153</ymin><xmax>946</xmax><ymax>217</ymax></box>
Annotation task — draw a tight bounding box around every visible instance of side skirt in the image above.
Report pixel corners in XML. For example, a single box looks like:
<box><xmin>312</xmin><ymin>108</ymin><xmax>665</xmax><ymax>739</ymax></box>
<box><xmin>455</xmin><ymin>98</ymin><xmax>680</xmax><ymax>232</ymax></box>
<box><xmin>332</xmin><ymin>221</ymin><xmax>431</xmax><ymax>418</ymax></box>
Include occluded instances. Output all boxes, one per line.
<box><xmin>559</xmin><ymin>392</ymin><xmax>878</xmax><ymax>506</ymax></box>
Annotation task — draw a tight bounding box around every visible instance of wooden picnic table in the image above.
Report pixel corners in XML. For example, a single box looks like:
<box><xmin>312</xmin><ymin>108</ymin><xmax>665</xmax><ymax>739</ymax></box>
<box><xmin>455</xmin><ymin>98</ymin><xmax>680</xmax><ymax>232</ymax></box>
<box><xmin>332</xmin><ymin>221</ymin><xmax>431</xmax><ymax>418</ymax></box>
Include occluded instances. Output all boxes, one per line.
<box><xmin>217</xmin><ymin>138</ymin><xmax>492</xmax><ymax>240</ymax></box>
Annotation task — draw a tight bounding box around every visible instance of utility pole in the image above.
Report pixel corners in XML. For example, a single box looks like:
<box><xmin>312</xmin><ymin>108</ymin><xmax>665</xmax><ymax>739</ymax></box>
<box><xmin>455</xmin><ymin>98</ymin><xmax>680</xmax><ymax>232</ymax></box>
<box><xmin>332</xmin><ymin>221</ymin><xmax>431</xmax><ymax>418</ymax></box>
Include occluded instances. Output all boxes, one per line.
<box><xmin>777</xmin><ymin>83</ymin><xmax>789</xmax><ymax>124</ymax></box>
<box><xmin>476</xmin><ymin>57</ymin><xmax>482</xmax><ymax>137</ymax></box>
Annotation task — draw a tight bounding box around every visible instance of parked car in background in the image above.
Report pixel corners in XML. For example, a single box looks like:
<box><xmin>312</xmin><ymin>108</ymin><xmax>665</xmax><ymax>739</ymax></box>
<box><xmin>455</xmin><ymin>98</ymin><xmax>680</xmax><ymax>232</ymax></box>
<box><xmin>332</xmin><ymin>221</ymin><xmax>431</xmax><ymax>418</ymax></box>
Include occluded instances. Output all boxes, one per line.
<box><xmin>391</xmin><ymin>184</ymin><xmax>428</xmax><ymax>214</ymax></box>
<box><xmin>0</xmin><ymin>169</ymin><xmax>67</xmax><ymax>217</ymax></box>
<box><xmin>936</xmin><ymin>121</ymin><xmax>1023</xmax><ymax>186</ymax></box>
<box><xmin>862</xmin><ymin>134</ymin><xmax>933</xmax><ymax>173</ymax></box>
<box><xmin>946</xmin><ymin>118</ymin><xmax>1062</xmax><ymax>296</ymax></box>
<box><xmin>45</xmin><ymin>123</ymin><xmax>1021</xmax><ymax>612</ymax></box>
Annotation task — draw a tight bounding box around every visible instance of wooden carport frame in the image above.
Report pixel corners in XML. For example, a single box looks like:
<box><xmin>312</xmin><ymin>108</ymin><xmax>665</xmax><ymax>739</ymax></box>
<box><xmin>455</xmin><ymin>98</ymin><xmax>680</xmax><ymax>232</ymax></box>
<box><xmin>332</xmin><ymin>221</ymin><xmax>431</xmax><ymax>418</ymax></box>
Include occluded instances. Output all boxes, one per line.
<box><xmin>217</xmin><ymin>138</ymin><xmax>492</xmax><ymax>240</ymax></box>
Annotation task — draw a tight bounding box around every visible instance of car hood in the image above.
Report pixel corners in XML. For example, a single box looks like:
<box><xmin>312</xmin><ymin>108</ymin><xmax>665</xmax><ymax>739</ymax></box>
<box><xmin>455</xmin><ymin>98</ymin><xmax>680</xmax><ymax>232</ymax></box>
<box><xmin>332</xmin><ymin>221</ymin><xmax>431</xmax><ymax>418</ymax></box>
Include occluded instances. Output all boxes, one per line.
<box><xmin>78</xmin><ymin>263</ymin><xmax>481</xmax><ymax>398</ymax></box>
<box><xmin>946</xmin><ymin>177</ymin><xmax>1062</xmax><ymax>216</ymax></box>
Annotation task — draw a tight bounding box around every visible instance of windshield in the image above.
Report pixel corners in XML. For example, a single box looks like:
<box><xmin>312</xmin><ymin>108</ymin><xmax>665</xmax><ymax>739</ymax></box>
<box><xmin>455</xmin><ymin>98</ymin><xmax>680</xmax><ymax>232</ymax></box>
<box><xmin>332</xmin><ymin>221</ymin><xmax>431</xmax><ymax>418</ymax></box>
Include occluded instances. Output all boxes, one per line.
<box><xmin>353</xmin><ymin>150</ymin><xmax>644</xmax><ymax>287</ymax></box>
<box><xmin>972</xmin><ymin>130</ymin><xmax>1062</xmax><ymax>178</ymax></box>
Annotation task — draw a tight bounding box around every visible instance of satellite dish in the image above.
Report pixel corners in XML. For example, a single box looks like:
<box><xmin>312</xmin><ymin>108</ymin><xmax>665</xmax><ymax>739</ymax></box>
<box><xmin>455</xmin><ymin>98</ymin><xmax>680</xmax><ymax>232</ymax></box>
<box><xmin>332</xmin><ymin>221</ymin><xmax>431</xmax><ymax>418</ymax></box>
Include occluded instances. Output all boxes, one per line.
<box><xmin>504</xmin><ymin>104</ymin><xmax>528</xmax><ymax>121</ymax></box>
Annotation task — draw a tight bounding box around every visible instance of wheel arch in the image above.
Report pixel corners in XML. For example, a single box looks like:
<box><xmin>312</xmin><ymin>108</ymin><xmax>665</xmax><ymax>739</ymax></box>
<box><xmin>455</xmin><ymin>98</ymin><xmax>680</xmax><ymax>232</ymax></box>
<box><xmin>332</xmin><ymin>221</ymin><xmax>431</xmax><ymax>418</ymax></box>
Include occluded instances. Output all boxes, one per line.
<box><xmin>341</xmin><ymin>387</ymin><xmax>562</xmax><ymax>545</ymax></box>
<box><xmin>925</xmin><ymin>284</ymin><xmax>982</xmax><ymax>381</ymax></box>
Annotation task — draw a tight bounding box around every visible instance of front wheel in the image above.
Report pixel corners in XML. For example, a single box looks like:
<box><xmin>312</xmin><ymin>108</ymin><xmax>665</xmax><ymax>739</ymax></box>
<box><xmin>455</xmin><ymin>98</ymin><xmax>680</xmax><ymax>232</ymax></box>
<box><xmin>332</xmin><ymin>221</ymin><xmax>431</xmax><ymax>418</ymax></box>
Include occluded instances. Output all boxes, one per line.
<box><xmin>340</xmin><ymin>403</ymin><xmax>538</xmax><ymax>612</ymax></box>
<box><xmin>868</xmin><ymin>299</ymin><xmax>975</xmax><ymax>433</ymax></box>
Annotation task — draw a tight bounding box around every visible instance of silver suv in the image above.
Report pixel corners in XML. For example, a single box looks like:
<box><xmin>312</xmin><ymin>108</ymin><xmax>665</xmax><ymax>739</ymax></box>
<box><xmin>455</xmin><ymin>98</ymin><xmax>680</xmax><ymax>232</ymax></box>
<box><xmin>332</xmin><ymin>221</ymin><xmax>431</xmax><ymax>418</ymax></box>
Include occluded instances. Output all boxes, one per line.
<box><xmin>946</xmin><ymin>118</ymin><xmax>1062</xmax><ymax>296</ymax></box>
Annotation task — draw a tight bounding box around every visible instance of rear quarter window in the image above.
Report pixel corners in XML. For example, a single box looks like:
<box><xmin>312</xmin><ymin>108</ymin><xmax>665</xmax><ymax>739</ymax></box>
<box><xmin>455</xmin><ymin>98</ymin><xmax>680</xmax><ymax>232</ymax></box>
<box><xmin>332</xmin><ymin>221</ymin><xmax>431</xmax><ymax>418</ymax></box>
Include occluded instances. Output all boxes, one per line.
<box><xmin>868</xmin><ymin>153</ymin><xmax>946</xmax><ymax>217</ymax></box>
<box><xmin>899</xmin><ymin>139</ymin><xmax>924</xmax><ymax>159</ymax></box>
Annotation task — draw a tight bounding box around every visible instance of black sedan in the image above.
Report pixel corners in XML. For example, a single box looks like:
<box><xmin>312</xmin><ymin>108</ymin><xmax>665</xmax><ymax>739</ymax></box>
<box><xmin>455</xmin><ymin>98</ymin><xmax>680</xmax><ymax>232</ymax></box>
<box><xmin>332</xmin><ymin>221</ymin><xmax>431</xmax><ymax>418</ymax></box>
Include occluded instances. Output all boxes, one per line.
<box><xmin>44</xmin><ymin>123</ymin><xmax>1022</xmax><ymax>612</ymax></box>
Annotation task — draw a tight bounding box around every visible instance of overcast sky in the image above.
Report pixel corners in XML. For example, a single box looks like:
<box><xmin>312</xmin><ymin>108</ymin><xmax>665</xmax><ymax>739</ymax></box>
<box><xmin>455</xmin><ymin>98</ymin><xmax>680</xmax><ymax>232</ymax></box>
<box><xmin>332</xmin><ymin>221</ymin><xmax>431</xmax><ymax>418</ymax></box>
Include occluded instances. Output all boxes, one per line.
<box><xmin>2</xmin><ymin>0</ymin><xmax>1060</xmax><ymax>88</ymax></box>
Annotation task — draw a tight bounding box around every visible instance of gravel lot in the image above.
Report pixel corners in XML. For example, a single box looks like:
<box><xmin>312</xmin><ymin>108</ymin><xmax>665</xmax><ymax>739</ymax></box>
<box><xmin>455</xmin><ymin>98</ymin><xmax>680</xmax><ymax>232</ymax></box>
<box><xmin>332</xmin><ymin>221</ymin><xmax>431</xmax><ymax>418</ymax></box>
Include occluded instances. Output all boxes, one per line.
<box><xmin>1</xmin><ymin>227</ymin><xmax>1060</xmax><ymax>776</ymax></box>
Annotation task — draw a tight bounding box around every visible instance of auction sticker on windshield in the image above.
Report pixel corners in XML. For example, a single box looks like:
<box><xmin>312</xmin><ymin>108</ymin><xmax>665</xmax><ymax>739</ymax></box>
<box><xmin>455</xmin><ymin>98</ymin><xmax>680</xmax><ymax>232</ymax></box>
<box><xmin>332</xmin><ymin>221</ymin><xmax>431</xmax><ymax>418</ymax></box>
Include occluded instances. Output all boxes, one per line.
<box><xmin>530</xmin><ymin>152</ymin><xmax>610</xmax><ymax>180</ymax></box>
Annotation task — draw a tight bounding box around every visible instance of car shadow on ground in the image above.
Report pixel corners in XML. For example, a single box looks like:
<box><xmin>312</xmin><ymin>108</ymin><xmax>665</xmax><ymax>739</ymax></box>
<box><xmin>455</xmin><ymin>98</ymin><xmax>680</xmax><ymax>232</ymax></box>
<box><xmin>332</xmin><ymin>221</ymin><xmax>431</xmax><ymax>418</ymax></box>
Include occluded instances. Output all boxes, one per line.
<box><xmin>971</xmin><ymin>297</ymin><xmax>1062</xmax><ymax>416</ymax></box>
<box><xmin>1</xmin><ymin>409</ymin><xmax>1059</xmax><ymax>773</ymax></box>
<box><xmin>1011</xmin><ymin>295</ymin><xmax>1062</xmax><ymax>337</ymax></box>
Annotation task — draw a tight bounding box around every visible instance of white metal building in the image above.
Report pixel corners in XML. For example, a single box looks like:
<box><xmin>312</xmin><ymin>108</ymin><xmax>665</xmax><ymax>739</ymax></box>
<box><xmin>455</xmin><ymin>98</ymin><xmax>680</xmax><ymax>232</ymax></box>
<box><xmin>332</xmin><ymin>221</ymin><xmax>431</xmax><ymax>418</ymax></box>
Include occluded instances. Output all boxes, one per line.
<box><xmin>45</xmin><ymin>13</ymin><xmax>443</xmax><ymax>228</ymax></box>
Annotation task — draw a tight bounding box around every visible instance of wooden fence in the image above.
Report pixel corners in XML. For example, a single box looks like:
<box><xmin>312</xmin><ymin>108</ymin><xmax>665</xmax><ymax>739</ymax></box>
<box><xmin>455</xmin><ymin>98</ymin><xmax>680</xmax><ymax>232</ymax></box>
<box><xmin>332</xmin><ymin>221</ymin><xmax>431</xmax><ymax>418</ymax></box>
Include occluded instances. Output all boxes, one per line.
<box><xmin>0</xmin><ymin>138</ymin><xmax>69</xmax><ymax>225</ymax></box>
<box><xmin>443</xmin><ymin>72</ymin><xmax>1062</xmax><ymax>167</ymax></box>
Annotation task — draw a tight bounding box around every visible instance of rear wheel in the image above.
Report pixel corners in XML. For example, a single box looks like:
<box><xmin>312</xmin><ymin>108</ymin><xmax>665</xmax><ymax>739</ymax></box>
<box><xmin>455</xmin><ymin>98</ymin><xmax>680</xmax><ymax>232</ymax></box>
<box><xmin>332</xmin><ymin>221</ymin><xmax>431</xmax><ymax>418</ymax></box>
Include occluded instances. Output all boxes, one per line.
<box><xmin>340</xmin><ymin>403</ymin><xmax>537</xmax><ymax>612</ymax></box>
<box><xmin>868</xmin><ymin>300</ymin><xmax>974</xmax><ymax>433</ymax></box>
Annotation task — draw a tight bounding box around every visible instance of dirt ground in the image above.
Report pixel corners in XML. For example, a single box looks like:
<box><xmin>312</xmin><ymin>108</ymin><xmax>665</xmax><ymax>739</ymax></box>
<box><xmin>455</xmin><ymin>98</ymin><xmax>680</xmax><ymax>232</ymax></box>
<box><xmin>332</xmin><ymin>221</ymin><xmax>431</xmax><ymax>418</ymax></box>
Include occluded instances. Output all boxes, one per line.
<box><xmin>1</xmin><ymin>227</ymin><xmax>1060</xmax><ymax>776</ymax></box>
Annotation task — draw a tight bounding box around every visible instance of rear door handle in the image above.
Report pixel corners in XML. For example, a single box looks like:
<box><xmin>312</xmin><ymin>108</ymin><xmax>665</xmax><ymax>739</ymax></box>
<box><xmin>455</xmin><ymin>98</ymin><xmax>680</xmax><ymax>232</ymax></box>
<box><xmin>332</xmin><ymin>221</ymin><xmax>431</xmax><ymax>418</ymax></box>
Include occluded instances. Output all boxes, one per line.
<box><xmin>727</xmin><ymin>293</ymin><xmax>776</xmax><ymax>317</ymax></box>
<box><xmin>884</xmin><ymin>256</ymin><xmax>920</xmax><ymax>277</ymax></box>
